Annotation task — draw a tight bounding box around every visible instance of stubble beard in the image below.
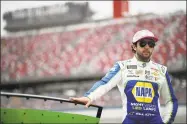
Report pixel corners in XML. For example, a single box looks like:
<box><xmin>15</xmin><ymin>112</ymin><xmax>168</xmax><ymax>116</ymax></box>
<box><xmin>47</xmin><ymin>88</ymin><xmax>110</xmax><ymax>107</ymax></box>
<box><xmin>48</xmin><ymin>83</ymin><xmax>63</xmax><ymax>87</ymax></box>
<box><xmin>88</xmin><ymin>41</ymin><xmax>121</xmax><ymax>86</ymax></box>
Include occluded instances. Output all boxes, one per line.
<box><xmin>136</xmin><ymin>51</ymin><xmax>151</xmax><ymax>62</ymax></box>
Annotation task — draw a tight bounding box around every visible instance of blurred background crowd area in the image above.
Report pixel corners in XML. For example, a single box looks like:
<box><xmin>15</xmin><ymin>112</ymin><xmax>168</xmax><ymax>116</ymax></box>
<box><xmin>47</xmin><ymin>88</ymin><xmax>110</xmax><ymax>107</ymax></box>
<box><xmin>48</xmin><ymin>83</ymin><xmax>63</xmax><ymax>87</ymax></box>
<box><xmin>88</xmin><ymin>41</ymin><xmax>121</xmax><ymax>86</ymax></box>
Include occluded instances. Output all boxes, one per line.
<box><xmin>1</xmin><ymin>11</ymin><xmax>186</xmax><ymax>81</ymax></box>
<box><xmin>1</xmin><ymin>1</ymin><xmax>186</xmax><ymax>111</ymax></box>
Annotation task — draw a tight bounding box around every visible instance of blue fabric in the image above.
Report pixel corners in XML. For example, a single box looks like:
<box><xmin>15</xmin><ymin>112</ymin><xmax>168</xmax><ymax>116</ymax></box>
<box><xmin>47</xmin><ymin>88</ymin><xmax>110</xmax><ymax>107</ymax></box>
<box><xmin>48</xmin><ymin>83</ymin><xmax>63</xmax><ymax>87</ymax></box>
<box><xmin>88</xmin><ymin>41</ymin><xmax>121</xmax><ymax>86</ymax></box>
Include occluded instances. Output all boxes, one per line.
<box><xmin>165</xmin><ymin>71</ymin><xmax>178</xmax><ymax>124</ymax></box>
<box><xmin>124</xmin><ymin>80</ymin><xmax>161</xmax><ymax>123</ymax></box>
<box><xmin>123</xmin><ymin>116</ymin><xmax>164</xmax><ymax>124</ymax></box>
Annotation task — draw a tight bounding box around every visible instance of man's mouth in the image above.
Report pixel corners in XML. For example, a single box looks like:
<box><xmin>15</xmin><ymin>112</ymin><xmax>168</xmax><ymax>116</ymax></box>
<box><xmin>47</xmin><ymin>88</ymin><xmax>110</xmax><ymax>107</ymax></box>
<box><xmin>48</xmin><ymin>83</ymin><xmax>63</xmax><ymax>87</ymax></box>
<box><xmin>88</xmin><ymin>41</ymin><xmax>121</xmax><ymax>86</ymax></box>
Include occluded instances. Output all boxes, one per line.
<box><xmin>143</xmin><ymin>51</ymin><xmax>151</xmax><ymax>57</ymax></box>
<box><xmin>143</xmin><ymin>51</ymin><xmax>150</xmax><ymax>54</ymax></box>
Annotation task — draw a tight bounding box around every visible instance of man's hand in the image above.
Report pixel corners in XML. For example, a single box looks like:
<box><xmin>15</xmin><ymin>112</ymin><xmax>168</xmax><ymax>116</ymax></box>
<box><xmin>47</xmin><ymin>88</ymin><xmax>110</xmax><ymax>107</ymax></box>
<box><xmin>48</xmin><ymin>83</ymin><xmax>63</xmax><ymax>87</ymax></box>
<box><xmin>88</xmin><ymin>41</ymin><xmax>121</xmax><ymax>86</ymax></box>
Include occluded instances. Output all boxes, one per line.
<box><xmin>70</xmin><ymin>97</ymin><xmax>92</xmax><ymax>108</ymax></box>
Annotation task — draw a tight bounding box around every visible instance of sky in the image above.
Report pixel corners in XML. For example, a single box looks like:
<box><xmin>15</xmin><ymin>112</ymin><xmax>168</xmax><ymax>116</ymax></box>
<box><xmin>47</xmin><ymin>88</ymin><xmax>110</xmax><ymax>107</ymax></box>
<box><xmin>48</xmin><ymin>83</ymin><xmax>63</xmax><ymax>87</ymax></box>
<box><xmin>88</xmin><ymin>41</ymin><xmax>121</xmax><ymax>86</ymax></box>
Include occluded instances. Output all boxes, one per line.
<box><xmin>1</xmin><ymin>1</ymin><xmax>186</xmax><ymax>36</ymax></box>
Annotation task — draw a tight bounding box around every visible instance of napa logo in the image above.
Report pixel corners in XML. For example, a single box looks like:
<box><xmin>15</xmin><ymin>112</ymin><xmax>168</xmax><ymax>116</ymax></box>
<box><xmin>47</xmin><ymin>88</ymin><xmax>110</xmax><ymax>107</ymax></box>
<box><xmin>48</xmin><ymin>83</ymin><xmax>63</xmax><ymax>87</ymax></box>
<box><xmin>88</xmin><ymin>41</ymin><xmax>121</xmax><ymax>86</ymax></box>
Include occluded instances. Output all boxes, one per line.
<box><xmin>132</xmin><ymin>82</ymin><xmax>155</xmax><ymax>103</ymax></box>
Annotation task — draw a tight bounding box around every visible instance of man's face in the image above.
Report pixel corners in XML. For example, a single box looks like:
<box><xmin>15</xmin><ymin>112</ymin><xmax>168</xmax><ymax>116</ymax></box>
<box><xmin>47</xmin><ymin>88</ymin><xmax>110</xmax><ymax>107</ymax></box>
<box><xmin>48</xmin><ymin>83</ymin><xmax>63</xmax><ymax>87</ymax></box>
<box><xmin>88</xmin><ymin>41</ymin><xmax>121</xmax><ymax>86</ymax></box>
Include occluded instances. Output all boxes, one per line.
<box><xmin>134</xmin><ymin>38</ymin><xmax>156</xmax><ymax>60</ymax></box>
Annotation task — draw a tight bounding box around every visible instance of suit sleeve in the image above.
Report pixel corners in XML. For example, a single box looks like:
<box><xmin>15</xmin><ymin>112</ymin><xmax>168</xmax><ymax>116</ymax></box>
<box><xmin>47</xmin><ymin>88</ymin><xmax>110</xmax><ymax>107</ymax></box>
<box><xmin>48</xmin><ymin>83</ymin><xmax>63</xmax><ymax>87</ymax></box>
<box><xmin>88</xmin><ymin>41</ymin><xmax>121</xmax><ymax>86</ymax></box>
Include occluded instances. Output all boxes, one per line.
<box><xmin>161</xmin><ymin>71</ymin><xmax>178</xmax><ymax>124</ymax></box>
<box><xmin>84</xmin><ymin>62</ymin><xmax>122</xmax><ymax>102</ymax></box>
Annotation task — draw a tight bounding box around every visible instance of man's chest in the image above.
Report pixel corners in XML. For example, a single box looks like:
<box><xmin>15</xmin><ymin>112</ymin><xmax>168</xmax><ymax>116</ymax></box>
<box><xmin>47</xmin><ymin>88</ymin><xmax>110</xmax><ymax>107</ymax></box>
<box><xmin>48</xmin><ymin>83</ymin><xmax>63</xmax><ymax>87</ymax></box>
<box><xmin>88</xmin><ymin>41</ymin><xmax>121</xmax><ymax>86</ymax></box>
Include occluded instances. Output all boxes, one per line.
<box><xmin>121</xmin><ymin>66</ymin><xmax>163</xmax><ymax>84</ymax></box>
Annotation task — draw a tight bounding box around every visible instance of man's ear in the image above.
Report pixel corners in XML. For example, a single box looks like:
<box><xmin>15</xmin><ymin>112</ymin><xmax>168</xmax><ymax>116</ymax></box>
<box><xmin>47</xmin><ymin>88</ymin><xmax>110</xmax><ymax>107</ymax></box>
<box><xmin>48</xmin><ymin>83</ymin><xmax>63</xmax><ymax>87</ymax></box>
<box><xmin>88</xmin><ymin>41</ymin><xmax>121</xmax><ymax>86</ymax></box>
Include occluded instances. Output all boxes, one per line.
<box><xmin>132</xmin><ymin>44</ymin><xmax>136</xmax><ymax>51</ymax></box>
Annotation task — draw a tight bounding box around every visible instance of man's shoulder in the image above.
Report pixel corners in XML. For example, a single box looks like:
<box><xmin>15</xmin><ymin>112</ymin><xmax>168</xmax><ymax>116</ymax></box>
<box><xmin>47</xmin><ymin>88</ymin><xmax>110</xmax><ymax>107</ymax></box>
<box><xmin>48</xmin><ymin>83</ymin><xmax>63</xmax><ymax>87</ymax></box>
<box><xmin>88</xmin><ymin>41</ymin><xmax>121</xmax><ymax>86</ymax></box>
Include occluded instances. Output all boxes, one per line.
<box><xmin>151</xmin><ymin>61</ymin><xmax>167</xmax><ymax>74</ymax></box>
<box><xmin>116</xmin><ymin>58</ymin><xmax>134</xmax><ymax>69</ymax></box>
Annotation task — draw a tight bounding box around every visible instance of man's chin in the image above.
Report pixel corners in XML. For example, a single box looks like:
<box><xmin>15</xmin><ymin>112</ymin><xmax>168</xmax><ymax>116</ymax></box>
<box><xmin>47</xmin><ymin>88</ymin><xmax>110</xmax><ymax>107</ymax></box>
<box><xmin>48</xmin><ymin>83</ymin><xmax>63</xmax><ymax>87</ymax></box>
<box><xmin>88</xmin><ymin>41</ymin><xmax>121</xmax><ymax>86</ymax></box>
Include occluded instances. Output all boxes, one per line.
<box><xmin>142</xmin><ymin>55</ymin><xmax>151</xmax><ymax>60</ymax></box>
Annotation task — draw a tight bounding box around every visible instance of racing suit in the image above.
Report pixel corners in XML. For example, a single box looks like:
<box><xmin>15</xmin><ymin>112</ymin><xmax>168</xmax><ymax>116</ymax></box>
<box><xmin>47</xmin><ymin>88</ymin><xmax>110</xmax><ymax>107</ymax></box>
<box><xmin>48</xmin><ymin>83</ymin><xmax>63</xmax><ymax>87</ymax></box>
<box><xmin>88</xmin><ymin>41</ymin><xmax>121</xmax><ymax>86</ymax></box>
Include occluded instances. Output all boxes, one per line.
<box><xmin>84</xmin><ymin>56</ymin><xmax>178</xmax><ymax>124</ymax></box>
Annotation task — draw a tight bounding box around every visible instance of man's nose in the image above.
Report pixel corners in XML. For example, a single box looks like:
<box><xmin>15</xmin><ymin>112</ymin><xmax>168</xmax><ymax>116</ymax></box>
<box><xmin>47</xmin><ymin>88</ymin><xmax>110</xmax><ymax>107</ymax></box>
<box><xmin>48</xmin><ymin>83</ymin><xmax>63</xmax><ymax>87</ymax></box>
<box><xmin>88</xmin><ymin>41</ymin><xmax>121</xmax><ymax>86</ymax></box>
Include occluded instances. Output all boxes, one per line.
<box><xmin>144</xmin><ymin>44</ymin><xmax>150</xmax><ymax>48</ymax></box>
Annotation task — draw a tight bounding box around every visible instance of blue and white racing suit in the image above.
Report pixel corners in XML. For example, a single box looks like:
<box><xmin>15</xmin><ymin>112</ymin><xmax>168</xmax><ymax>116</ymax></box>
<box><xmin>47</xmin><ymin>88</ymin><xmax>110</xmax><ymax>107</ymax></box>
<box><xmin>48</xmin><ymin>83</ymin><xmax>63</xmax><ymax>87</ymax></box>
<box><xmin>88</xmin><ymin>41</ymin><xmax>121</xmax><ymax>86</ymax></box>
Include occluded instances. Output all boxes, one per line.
<box><xmin>84</xmin><ymin>56</ymin><xmax>178</xmax><ymax>124</ymax></box>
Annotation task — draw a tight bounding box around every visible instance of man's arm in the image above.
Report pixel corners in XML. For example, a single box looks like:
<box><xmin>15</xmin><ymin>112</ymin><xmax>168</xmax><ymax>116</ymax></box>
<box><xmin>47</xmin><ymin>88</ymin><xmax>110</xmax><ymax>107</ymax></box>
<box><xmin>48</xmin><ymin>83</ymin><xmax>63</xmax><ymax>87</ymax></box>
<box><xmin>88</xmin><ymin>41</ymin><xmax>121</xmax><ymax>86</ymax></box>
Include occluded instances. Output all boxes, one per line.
<box><xmin>71</xmin><ymin>62</ymin><xmax>122</xmax><ymax>107</ymax></box>
<box><xmin>84</xmin><ymin>80</ymin><xmax>107</xmax><ymax>97</ymax></box>
<box><xmin>161</xmin><ymin>71</ymin><xmax>178</xmax><ymax>124</ymax></box>
<box><xmin>87</xmin><ymin>62</ymin><xmax>121</xmax><ymax>102</ymax></box>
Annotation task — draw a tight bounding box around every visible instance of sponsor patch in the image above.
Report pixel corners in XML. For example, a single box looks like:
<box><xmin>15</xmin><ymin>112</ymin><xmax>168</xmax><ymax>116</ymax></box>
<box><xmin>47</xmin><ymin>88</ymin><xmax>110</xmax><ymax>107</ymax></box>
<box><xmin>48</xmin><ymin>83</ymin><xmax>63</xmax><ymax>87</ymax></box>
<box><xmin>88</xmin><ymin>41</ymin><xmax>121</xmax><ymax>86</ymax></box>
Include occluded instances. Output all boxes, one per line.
<box><xmin>132</xmin><ymin>82</ymin><xmax>155</xmax><ymax>103</ymax></box>
<box><xmin>127</xmin><ymin>75</ymin><xmax>139</xmax><ymax>77</ymax></box>
<box><xmin>152</xmin><ymin>71</ymin><xmax>159</xmax><ymax>77</ymax></box>
<box><xmin>127</xmin><ymin>65</ymin><xmax>137</xmax><ymax>69</ymax></box>
<box><xmin>145</xmin><ymin>75</ymin><xmax>154</xmax><ymax>81</ymax></box>
<box><xmin>127</xmin><ymin>70</ymin><xmax>134</xmax><ymax>74</ymax></box>
<box><xmin>145</xmin><ymin>70</ymin><xmax>151</xmax><ymax>75</ymax></box>
<box><xmin>142</xmin><ymin>63</ymin><xmax>146</xmax><ymax>68</ymax></box>
<box><xmin>135</xmin><ymin>70</ymin><xmax>144</xmax><ymax>75</ymax></box>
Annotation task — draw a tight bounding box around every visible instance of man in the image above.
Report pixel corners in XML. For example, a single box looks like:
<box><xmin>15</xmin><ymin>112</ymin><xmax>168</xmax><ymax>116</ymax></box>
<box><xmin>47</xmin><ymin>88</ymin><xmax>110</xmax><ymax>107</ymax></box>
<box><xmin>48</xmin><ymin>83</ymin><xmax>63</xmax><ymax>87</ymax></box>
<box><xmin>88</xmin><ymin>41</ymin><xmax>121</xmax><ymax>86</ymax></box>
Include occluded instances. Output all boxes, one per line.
<box><xmin>71</xmin><ymin>29</ymin><xmax>178</xmax><ymax>124</ymax></box>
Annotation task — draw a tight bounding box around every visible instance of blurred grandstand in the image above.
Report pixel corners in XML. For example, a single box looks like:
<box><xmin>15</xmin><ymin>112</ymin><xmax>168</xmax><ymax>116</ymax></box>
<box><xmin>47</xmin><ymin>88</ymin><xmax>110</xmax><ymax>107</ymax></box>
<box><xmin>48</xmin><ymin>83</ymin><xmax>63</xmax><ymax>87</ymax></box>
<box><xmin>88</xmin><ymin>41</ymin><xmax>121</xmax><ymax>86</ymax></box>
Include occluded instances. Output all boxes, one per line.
<box><xmin>1</xmin><ymin>1</ymin><xmax>186</xmax><ymax>123</ymax></box>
